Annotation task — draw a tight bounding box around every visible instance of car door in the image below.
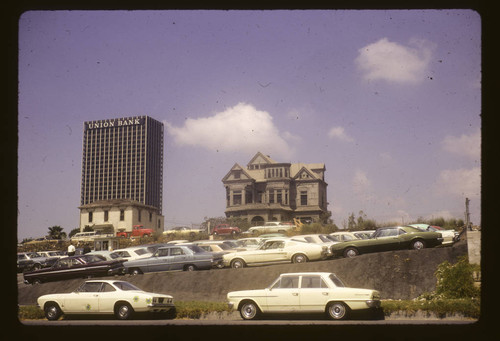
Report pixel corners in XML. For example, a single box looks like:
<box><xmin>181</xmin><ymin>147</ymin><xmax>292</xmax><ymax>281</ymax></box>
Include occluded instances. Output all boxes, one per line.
<box><xmin>370</xmin><ymin>228</ymin><xmax>401</xmax><ymax>252</ymax></box>
<box><xmin>255</xmin><ymin>240</ymin><xmax>288</xmax><ymax>263</ymax></box>
<box><xmin>146</xmin><ymin>248</ymin><xmax>171</xmax><ymax>272</ymax></box>
<box><xmin>266</xmin><ymin>275</ymin><xmax>300</xmax><ymax>312</ymax></box>
<box><xmin>169</xmin><ymin>247</ymin><xmax>188</xmax><ymax>270</ymax></box>
<box><xmin>298</xmin><ymin>275</ymin><xmax>330</xmax><ymax>312</ymax></box>
<box><xmin>96</xmin><ymin>282</ymin><xmax>118</xmax><ymax>313</ymax></box>
<box><xmin>63</xmin><ymin>282</ymin><xmax>102</xmax><ymax>314</ymax></box>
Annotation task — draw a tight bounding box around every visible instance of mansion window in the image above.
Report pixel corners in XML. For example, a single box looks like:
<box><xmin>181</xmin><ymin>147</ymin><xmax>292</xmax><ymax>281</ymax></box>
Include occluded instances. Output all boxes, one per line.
<box><xmin>233</xmin><ymin>190</ymin><xmax>242</xmax><ymax>205</ymax></box>
<box><xmin>88</xmin><ymin>211</ymin><xmax>93</xmax><ymax>223</ymax></box>
<box><xmin>300</xmin><ymin>191</ymin><xmax>308</xmax><ymax>206</ymax></box>
<box><xmin>104</xmin><ymin>210</ymin><xmax>109</xmax><ymax>222</ymax></box>
<box><xmin>120</xmin><ymin>209</ymin><xmax>125</xmax><ymax>221</ymax></box>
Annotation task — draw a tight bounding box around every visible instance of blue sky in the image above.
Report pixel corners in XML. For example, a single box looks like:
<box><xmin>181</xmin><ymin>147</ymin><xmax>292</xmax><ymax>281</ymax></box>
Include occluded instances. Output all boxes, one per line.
<box><xmin>18</xmin><ymin>10</ymin><xmax>481</xmax><ymax>240</ymax></box>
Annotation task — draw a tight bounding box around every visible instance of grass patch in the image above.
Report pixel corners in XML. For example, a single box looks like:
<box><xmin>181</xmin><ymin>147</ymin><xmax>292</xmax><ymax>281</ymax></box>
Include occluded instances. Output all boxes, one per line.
<box><xmin>382</xmin><ymin>298</ymin><xmax>480</xmax><ymax>319</ymax></box>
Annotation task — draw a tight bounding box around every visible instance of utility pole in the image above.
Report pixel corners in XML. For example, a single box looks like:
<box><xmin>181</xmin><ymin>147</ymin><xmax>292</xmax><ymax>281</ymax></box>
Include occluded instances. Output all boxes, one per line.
<box><xmin>465</xmin><ymin>198</ymin><xmax>471</xmax><ymax>230</ymax></box>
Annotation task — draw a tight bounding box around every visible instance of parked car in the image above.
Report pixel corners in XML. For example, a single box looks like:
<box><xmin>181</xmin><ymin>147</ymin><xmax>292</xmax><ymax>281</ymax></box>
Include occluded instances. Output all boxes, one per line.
<box><xmin>329</xmin><ymin>231</ymin><xmax>361</xmax><ymax>242</ymax></box>
<box><xmin>110</xmin><ymin>247</ymin><xmax>153</xmax><ymax>261</ymax></box>
<box><xmin>116</xmin><ymin>225</ymin><xmax>154</xmax><ymax>238</ymax></box>
<box><xmin>124</xmin><ymin>244</ymin><xmax>223</xmax><ymax>275</ymax></box>
<box><xmin>23</xmin><ymin>254</ymin><xmax>126</xmax><ymax>284</ymax></box>
<box><xmin>37</xmin><ymin>251</ymin><xmax>65</xmax><ymax>259</ymax></box>
<box><xmin>17</xmin><ymin>252</ymin><xmax>58</xmax><ymax>272</ymax></box>
<box><xmin>291</xmin><ymin>234</ymin><xmax>340</xmax><ymax>258</ymax></box>
<box><xmin>223</xmin><ymin>238</ymin><xmax>328</xmax><ymax>268</ymax></box>
<box><xmin>246</xmin><ymin>222</ymin><xmax>295</xmax><ymax>235</ymax></box>
<box><xmin>87</xmin><ymin>250</ymin><xmax>121</xmax><ymax>261</ymax></box>
<box><xmin>408</xmin><ymin>224</ymin><xmax>458</xmax><ymax>245</ymax></box>
<box><xmin>227</xmin><ymin>272</ymin><xmax>381</xmax><ymax>320</ymax></box>
<box><xmin>71</xmin><ymin>231</ymin><xmax>112</xmax><ymax>243</ymax></box>
<box><xmin>212</xmin><ymin>224</ymin><xmax>241</xmax><ymax>236</ymax></box>
<box><xmin>330</xmin><ymin>226</ymin><xmax>443</xmax><ymax>258</ymax></box>
<box><xmin>193</xmin><ymin>240</ymin><xmax>244</xmax><ymax>253</ymax></box>
<box><xmin>163</xmin><ymin>226</ymin><xmax>205</xmax><ymax>238</ymax></box>
<box><xmin>38</xmin><ymin>280</ymin><xmax>176</xmax><ymax>320</ymax></box>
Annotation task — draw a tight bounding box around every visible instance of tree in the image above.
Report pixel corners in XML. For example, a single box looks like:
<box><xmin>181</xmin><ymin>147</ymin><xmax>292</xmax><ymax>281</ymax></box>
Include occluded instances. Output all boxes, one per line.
<box><xmin>47</xmin><ymin>225</ymin><xmax>67</xmax><ymax>240</ymax></box>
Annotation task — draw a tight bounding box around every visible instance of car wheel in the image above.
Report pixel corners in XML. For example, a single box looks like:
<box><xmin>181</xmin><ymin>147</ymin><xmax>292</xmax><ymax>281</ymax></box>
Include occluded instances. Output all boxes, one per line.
<box><xmin>32</xmin><ymin>263</ymin><xmax>42</xmax><ymax>271</ymax></box>
<box><xmin>213</xmin><ymin>231</ymin><xmax>218</xmax><ymax>236</ymax></box>
<box><xmin>239</xmin><ymin>301</ymin><xmax>260</xmax><ymax>320</ymax></box>
<box><xmin>130</xmin><ymin>268</ymin><xmax>142</xmax><ymax>275</ymax></box>
<box><xmin>32</xmin><ymin>278</ymin><xmax>42</xmax><ymax>285</ymax></box>
<box><xmin>231</xmin><ymin>230</ymin><xmax>236</xmax><ymax>235</ymax></box>
<box><xmin>184</xmin><ymin>264</ymin><xmax>196</xmax><ymax>271</ymax></box>
<box><xmin>326</xmin><ymin>302</ymin><xmax>348</xmax><ymax>320</ymax></box>
<box><xmin>115</xmin><ymin>302</ymin><xmax>134</xmax><ymax>320</ymax></box>
<box><xmin>292</xmin><ymin>253</ymin><xmax>308</xmax><ymax>263</ymax></box>
<box><xmin>343</xmin><ymin>247</ymin><xmax>359</xmax><ymax>258</ymax></box>
<box><xmin>231</xmin><ymin>259</ymin><xmax>245</xmax><ymax>269</ymax></box>
<box><xmin>44</xmin><ymin>302</ymin><xmax>62</xmax><ymax>321</ymax></box>
<box><xmin>410</xmin><ymin>239</ymin><xmax>426</xmax><ymax>250</ymax></box>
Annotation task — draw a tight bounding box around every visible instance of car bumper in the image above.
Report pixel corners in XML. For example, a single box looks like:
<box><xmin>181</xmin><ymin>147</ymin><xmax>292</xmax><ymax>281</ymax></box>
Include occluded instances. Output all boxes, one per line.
<box><xmin>146</xmin><ymin>303</ymin><xmax>175</xmax><ymax>312</ymax></box>
<box><xmin>365</xmin><ymin>300</ymin><xmax>381</xmax><ymax>308</ymax></box>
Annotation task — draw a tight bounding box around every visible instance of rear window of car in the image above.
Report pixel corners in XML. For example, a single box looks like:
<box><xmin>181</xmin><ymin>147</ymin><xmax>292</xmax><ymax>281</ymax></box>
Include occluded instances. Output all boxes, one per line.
<box><xmin>134</xmin><ymin>249</ymin><xmax>148</xmax><ymax>255</ymax></box>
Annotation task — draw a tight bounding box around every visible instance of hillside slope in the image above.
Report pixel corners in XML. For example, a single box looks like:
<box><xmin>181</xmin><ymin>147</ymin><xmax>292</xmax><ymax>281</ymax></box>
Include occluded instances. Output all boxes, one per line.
<box><xmin>18</xmin><ymin>242</ymin><xmax>467</xmax><ymax>305</ymax></box>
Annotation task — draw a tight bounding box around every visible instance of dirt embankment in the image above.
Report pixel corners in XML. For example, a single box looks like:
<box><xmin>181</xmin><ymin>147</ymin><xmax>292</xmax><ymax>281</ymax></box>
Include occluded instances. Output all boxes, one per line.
<box><xmin>18</xmin><ymin>242</ymin><xmax>467</xmax><ymax>305</ymax></box>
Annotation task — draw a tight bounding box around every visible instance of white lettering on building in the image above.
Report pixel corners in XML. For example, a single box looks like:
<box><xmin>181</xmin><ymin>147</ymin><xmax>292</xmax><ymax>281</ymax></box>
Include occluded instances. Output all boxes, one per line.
<box><xmin>87</xmin><ymin>118</ymin><xmax>143</xmax><ymax>130</ymax></box>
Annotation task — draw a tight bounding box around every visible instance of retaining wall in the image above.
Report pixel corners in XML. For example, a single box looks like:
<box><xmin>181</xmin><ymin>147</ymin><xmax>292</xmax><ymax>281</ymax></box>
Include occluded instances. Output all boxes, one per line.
<box><xmin>18</xmin><ymin>242</ymin><xmax>468</xmax><ymax>305</ymax></box>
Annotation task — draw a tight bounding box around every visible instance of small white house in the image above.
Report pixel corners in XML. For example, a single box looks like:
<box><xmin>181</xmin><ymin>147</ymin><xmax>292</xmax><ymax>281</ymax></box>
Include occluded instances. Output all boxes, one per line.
<box><xmin>78</xmin><ymin>199</ymin><xmax>164</xmax><ymax>235</ymax></box>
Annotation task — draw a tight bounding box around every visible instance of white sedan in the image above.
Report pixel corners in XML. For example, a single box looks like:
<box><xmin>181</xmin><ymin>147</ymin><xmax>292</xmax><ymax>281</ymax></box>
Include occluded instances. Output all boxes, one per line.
<box><xmin>227</xmin><ymin>272</ymin><xmax>381</xmax><ymax>320</ymax></box>
<box><xmin>37</xmin><ymin>280</ymin><xmax>176</xmax><ymax>320</ymax></box>
<box><xmin>110</xmin><ymin>247</ymin><xmax>153</xmax><ymax>261</ymax></box>
<box><xmin>223</xmin><ymin>238</ymin><xmax>328</xmax><ymax>268</ymax></box>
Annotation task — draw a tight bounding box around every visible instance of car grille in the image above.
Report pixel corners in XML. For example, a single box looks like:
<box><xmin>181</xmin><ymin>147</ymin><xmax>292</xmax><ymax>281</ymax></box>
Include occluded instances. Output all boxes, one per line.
<box><xmin>153</xmin><ymin>297</ymin><xmax>172</xmax><ymax>304</ymax></box>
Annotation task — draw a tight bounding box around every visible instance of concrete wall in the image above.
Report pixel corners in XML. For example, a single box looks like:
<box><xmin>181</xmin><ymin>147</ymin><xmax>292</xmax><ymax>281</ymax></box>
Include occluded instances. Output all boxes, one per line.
<box><xmin>18</xmin><ymin>242</ymin><xmax>467</xmax><ymax>305</ymax></box>
<box><xmin>466</xmin><ymin>230</ymin><xmax>481</xmax><ymax>265</ymax></box>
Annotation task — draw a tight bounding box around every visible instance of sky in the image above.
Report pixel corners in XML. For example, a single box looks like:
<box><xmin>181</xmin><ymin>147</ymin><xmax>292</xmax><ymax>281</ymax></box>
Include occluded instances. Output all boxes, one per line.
<box><xmin>17</xmin><ymin>10</ymin><xmax>481</xmax><ymax>241</ymax></box>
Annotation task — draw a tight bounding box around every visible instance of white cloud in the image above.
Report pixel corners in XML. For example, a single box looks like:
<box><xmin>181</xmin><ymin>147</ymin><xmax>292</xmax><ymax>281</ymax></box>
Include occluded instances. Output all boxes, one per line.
<box><xmin>165</xmin><ymin>102</ymin><xmax>293</xmax><ymax>158</ymax></box>
<box><xmin>355</xmin><ymin>37</ymin><xmax>434</xmax><ymax>84</ymax></box>
<box><xmin>352</xmin><ymin>169</ymin><xmax>372</xmax><ymax>196</ymax></box>
<box><xmin>436</xmin><ymin>167</ymin><xmax>481</xmax><ymax>199</ymax></box>
<box><xmin>328</xmin><ymin>126</ymin><xmax>354</xmax><ymax>142</ymax></box>
<box><xmin>442</xmin><ymin>128</ymin><xmax>480</xmax><ymax>160</ymax></box>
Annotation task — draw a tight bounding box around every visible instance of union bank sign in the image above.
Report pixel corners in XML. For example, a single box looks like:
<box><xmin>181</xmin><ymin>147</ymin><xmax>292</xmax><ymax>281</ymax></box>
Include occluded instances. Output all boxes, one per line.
<box><xmin>85</xmin><ymin>117</ymin><xmax>145</xmax><ymax>130</ymax></box>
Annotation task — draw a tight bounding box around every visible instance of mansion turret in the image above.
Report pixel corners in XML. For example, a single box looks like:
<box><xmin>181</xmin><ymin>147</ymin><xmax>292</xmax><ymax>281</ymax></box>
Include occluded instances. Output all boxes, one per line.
<box><xmin>222</xmin><ymin>152</ymin><xmax>328</xmax><ymax>225</ymax></box>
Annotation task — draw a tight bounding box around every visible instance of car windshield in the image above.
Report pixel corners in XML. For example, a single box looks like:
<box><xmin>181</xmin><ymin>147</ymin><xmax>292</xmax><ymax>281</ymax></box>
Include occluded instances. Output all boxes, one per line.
<box><xmin>217</xmin><ymin>243</ymin><xmax>230</xmax><ymax>250</ymax></box>
<box><xmin>223</xmin><ymin>241</ymin><xmax>239</xmax><ymax>248</ymax></box>
<box><xmin>329</xmin><ymin>273</ymin><xmax>345</xmax><ymax>287</ymax></box>
<box><xmin>318</xmin><ymin>235</ymin><xmax>332</xmax><ymax>242</ymax></box>
<box><xmin>112</xmin><ymin>281</ymin><xmax>142</xmax><ymax>291</ymax></box>
<box><xmin>184</xmin><ymin>245</ymin><xmax>205</xmax><ymax>253</ymax></box>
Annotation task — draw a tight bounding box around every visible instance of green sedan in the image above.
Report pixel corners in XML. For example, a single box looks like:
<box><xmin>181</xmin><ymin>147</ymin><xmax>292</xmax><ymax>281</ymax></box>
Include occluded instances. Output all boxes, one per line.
<box><xmin>330</xmin><ymin>226</ymin><xmax>443</xmax><ymax>258</ymax></box>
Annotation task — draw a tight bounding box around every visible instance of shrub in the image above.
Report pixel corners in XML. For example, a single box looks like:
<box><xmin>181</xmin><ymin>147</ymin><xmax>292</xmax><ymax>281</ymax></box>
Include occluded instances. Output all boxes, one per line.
<box><xmin>435</xmin><ymin>256</ymin><xmax>480</xmax><ymax>299</ymax></box>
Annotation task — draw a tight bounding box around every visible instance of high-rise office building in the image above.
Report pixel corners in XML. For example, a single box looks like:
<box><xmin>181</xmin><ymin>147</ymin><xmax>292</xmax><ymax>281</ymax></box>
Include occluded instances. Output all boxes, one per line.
<box><xmin>80</xmin><ymin>116</ymin><xmax>164</xmax><ymax>213</ymax></box>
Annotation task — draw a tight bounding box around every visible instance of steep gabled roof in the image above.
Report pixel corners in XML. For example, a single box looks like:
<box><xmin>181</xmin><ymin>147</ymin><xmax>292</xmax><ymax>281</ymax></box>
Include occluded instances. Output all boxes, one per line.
<box><xmin>221</xmin><ymin>163</ymin><xmax>255</xmax><ymax>182</ymax></box>
<box><xmin>293</xmin><ymin>166</ymin><xmax>318</xmax><ymax>181</ymax></box>
<box><xmin>247</xmin><ymin>152</ymin><xmax>276</xmax><ymax>167</ymax></box>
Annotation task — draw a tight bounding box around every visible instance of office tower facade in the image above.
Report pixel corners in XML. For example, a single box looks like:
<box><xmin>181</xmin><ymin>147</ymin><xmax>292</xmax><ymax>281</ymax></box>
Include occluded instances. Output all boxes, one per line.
<box><xmin>80</xmin><ymin>116</ymin><xmax>164</xmax><ymax>214</ymax></box>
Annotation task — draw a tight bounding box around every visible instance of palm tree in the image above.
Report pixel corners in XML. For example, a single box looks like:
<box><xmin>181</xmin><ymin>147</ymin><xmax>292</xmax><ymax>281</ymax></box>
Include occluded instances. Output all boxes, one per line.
<box><xmin>47</xmin><ymin>225</ymin><xmax>67</xmax><ymax>240</ymax></box>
